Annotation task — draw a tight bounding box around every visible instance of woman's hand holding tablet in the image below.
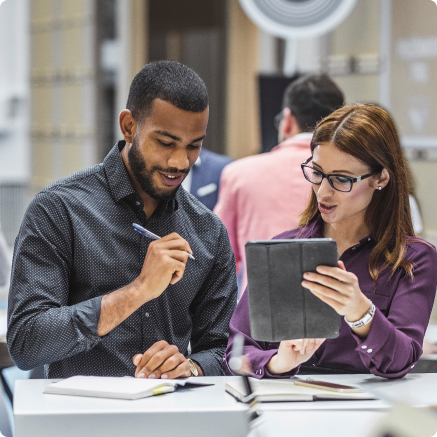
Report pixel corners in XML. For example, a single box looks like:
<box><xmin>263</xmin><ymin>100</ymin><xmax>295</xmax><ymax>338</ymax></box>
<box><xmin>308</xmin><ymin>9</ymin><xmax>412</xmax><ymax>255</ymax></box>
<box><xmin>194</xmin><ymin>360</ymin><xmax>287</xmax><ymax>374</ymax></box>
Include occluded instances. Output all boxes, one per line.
<box><xmin>301</xmin><ymin>260</ymin><xmax>374</xmax><ymax>337</ymax></box>
<box><xmin>267</xmin><ymin>338</ymin><xmax>326</xmax><ymax>375</ymax></box>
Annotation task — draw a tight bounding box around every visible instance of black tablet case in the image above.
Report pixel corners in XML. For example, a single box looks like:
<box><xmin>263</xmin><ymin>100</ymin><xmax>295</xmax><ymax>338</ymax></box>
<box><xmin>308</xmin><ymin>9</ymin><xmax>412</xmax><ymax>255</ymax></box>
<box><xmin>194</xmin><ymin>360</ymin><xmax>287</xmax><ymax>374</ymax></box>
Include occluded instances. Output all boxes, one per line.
<box><xmin>245</xmin><ymin>239</ymin><xmax>341</xmax><ymax>342</ymax></box>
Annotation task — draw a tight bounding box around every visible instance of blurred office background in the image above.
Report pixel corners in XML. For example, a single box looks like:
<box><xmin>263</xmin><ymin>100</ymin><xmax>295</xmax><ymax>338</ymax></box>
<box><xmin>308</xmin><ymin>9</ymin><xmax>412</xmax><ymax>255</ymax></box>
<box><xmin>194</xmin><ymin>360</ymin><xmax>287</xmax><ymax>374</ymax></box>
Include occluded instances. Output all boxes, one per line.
<box><xmin>0</xmin><ymin>0</ymin><xmax>437</xmax><ymax>301</ymax></box>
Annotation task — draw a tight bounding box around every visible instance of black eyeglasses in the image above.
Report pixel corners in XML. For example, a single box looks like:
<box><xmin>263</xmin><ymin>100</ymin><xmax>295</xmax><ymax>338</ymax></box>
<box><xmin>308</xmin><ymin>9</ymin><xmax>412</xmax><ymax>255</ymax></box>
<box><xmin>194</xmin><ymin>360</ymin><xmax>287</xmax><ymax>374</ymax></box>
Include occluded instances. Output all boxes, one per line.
<box><xmin>301</xmin><ymin>157</ymin><xmax>376</xmax><ymax>193</ymax></box>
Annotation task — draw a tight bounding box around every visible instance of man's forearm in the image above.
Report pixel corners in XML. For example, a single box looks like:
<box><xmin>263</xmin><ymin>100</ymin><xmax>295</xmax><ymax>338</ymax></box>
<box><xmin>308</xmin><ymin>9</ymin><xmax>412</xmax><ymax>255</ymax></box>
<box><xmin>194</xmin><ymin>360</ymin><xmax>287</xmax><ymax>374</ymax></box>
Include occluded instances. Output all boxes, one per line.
<box><xmin>98</xmin><ymin>235</ymin><xmax>192</xmax><ymax>336</ymax></box>
<box><xmin>97</xmin><ymin>280</ymin><xmax>147</xmax><ymax>336</ymax></box>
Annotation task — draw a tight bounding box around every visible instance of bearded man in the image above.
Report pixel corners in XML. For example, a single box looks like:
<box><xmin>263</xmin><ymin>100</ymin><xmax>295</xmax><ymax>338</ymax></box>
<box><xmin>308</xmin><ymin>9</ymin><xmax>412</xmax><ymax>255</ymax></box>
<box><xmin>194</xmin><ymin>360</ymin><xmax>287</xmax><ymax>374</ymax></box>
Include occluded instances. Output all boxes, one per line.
<box><xmin>8</xmin><ymin>61</ymin><xmax>237</xmax><ymax>379</ymax></box>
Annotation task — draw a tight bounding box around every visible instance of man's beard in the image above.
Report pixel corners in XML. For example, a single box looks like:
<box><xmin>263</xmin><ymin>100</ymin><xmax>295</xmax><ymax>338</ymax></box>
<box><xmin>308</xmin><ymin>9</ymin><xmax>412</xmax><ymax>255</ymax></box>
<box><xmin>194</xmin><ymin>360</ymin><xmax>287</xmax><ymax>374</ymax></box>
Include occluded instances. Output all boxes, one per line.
<box><xmin>127</xmin><ymin>135</ymin><xmax>188</xmax><ymax>200</ymax></box>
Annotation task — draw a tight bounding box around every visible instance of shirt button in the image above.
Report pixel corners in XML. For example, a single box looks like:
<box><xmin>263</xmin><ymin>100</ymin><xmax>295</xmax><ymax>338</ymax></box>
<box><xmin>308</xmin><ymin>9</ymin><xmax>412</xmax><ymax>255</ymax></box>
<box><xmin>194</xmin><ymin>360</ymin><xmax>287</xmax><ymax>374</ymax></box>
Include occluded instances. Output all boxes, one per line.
<box><xmin>367</xmin><ymin>349</ymin><xmax>373</xmax><ymax>353</ymax></box>
<box><xmin>368</xmin><ymin>238</ymin><xmax>371</xmax><ymax>241</ymax></box>
<box><xmin>145</xmin><ymin>312</ymin><xmax>149</xmax><ymax>317</ymax></box>
<box><xmin>361</xmin><ymin>345</ymin><xmax>367</xmax><ymax>349</ymax></box>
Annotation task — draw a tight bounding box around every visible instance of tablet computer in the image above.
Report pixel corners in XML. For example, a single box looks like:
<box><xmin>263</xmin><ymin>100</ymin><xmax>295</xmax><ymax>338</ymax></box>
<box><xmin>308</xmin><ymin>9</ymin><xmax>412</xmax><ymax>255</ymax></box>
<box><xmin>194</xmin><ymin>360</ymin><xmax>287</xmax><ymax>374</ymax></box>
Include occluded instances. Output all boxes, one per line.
<box><xmin>245</xmin><ymin>238</ymin><xmax>341</xmax><ymax>342</ymax></box>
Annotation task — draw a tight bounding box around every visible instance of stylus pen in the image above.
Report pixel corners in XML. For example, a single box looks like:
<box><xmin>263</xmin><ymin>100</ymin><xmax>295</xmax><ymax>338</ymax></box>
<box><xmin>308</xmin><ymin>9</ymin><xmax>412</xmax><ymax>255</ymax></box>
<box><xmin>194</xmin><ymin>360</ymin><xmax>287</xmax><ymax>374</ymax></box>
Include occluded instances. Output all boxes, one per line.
<box><xmin>132</xmin><ymin>223</ymin><xmax>195</xmax><ymax>260</ymax></box>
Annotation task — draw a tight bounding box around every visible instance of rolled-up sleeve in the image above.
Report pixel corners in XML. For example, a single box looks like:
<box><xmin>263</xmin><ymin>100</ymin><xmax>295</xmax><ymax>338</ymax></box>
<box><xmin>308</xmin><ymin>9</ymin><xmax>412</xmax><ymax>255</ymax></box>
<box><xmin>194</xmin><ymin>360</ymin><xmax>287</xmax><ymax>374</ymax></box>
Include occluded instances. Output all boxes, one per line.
<box><xmin>351</xmin><ymin>243</ymin><xmax>437</xmax><ymax>378</ymax></box>
<box><xmin>7</xmin><ymin>192</ymin><xmax>102</xmax><ymax>370</ymax></box>
<box><xmin>187</xmin><ymin>224</ymin><xmax>238</xmax><ymax>376</ymax></box>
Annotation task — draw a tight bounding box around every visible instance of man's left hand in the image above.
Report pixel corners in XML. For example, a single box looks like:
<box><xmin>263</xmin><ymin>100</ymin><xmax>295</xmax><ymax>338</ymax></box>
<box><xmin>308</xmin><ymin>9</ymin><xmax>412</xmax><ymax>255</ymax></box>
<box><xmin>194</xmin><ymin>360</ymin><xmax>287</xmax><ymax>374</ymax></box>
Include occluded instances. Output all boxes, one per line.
<box><xmin>133</xmin><ymin>340</ymin><xmax>202</xmax><ymax>379</ymax></box>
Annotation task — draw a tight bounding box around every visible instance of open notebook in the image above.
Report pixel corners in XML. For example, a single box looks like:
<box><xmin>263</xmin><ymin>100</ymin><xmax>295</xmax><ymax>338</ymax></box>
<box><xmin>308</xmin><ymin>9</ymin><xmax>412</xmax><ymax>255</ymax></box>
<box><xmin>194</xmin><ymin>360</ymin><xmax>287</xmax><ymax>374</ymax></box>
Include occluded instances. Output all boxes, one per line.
<box><xmin>226</xmin><ymin>379</ymin><xmax>376</xmax><ymax>403</ymax></box>
<box><xmin>44</xmin><ymin>376</ymin><xmax>213</xmax><ymax>400</ymax></box>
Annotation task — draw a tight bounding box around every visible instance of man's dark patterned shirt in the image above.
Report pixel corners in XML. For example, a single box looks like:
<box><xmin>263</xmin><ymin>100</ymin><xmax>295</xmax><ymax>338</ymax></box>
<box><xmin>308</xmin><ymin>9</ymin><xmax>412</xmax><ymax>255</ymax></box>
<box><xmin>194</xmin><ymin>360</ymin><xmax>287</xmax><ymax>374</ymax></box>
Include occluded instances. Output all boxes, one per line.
<box><xmin>7</xmin><ymin>142</ymin><xmax>238</xmax><ymax>378</ymax></box>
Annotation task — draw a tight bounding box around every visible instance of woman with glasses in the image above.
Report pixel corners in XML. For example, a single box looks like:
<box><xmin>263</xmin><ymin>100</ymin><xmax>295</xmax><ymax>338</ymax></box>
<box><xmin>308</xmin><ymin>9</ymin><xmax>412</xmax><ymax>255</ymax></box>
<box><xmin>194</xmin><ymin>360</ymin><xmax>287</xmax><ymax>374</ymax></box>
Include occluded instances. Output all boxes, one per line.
<box><xmin>223</xmin><ymin>103</ymin><xmax>437</xmax><ymax>379</ymax></box>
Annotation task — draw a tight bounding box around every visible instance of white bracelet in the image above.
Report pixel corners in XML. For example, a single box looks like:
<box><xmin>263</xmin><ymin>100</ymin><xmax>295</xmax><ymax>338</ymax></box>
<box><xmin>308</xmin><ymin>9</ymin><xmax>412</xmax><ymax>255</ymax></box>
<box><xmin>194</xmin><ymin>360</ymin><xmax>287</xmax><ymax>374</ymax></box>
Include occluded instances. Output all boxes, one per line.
<box><xmin>344</xmin><ymin>301</ymin><xmax>375</xmax><ymax>328</ymax></box>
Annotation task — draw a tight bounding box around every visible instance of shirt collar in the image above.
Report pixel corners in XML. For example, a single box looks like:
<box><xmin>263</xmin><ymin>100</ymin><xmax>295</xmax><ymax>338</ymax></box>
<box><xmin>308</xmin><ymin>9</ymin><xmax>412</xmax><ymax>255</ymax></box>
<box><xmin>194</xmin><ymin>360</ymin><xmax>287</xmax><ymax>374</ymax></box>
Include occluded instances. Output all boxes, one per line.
<box><xmin>359</xmin><ymin>233</ymin><xmax>376</xmax><ymax>245</ymax></box>
<box><xmin>104</xmin><ymin>141</ymin><xmax>137</xmax><ymax>203</ymax></box>
<box><xmin>103</xmin><ymin>140</ymin><xmax>178</xmax><ymax>213</ymax></box>
<box><xmin>272</xmin><ymin>133</ymin><xmax>312</xmax><ymax>152</ymax></box>
<box><xmin>299</xmin><ymin>216</ymin><xmax>325</xmax><ymax>238</ymax></box>
<box><xmin>293</xmin><ymin>132</ymin><xmax>313</xmax><ymax>139</ymax></box>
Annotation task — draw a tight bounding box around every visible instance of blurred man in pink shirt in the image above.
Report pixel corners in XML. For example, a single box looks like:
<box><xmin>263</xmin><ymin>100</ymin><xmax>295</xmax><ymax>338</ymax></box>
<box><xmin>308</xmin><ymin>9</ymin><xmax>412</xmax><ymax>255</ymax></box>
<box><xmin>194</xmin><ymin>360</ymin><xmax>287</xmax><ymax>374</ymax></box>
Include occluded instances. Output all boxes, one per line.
<box><xmin>214</xmin><ymin>74</ymin><xmax>344</xmax><ymax>293</ymax></box>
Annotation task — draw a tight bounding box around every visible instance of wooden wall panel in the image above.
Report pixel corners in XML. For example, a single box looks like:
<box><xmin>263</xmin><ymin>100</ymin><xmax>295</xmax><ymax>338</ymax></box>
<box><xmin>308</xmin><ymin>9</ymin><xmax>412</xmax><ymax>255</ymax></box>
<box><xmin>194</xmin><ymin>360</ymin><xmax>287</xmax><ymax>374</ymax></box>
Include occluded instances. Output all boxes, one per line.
<box><xmin>130</xmin><ymin>0</ymin><xmax>148</xmax><ymax>77</ymax></box>
<box><xmin>225</xmin><ymin>0</ymin><xmax>260</xmax><ymax>159</ymax></box>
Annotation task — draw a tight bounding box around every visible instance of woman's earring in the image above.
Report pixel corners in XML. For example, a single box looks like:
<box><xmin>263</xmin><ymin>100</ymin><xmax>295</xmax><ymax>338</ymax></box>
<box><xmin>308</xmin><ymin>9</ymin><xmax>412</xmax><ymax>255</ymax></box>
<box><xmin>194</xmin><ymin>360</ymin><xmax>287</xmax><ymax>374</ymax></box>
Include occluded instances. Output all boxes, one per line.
<box><xmin>378</xmin><ymin>186</ymin><xmax>382</xmax><ymax>191</ymax></box>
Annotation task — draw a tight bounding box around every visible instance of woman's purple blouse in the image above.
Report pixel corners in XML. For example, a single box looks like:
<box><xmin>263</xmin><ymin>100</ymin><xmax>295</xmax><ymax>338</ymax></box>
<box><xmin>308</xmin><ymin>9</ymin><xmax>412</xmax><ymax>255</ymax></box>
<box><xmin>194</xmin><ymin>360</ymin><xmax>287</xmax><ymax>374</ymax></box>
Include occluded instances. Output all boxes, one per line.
<box><xmin>223</xmin><ymin>218</ymin><xmax>437</xmax><ymax>379</ymax></box>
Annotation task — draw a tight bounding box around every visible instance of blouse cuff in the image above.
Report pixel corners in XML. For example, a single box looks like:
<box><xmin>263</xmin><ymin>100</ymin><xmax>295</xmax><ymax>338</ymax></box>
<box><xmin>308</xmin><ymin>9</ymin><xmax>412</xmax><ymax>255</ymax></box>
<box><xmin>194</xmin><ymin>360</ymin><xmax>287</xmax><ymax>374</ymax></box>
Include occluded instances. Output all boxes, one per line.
<box><xmin>351</xmin><ymin>307</ymin><xmax>417</xmax><ymax>377</ymax></box>
<box><xmin>248</xmin><ymin>348</ymin><xmax>299</xmax><ymax>379</ymax></box>
<box><xmin>351</xmin><ymin>307</ymin><xmax>388</xmax><ymax>355</ymax></box>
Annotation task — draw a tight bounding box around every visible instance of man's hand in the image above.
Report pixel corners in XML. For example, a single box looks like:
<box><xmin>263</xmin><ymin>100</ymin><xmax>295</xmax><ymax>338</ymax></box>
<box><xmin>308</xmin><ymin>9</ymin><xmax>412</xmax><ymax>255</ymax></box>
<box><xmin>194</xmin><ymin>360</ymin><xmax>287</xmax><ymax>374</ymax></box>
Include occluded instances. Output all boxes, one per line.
<box><xmin>97</xmin><ymin>233</ymin><xmax>192</xmax><ymax>336</ymax></box>
<box><xmin>133</xmin><ymin>340</ymin><xmax>202</xmax><ymax>379</ymax></box>
<box><xmin>266</xmin><ymin>338</ymin><xmax>325</xmax><ymax>375</ymax></box>
<box><xmin>135</xmin><ymin>232</ymin><xmax>193</xmax><ymax>300</ymax></box>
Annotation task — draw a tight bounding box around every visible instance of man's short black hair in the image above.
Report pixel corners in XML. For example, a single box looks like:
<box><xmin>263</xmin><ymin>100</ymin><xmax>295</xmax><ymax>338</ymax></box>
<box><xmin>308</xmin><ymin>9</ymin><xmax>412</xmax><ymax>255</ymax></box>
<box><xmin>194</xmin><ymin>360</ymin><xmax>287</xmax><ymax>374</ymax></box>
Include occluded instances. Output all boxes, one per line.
<box><xmin>126</xmin><ymin>61</ymin><xmax>209</xmax><ymax>123</ymax></box>
<box><xmin>282</xmin><ymin>74</ymin><xmax>344</xmax><ymax>132</ymax></box>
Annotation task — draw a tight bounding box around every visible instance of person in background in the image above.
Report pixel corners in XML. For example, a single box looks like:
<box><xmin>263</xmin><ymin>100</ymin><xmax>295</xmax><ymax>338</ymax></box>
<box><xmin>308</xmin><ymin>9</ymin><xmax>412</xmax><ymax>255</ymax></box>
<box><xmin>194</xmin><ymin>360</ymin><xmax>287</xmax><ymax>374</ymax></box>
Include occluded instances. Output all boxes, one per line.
<box><xmin>214</xmin><ymin>74</ymin><xmax>344</xmax><ymax>293</ymax></box>
<box><xmin>182</xmin><ymin>148</ymin><xmax>233</xmax><ymax>211</ymax></box>
<box><xmin>7</xmin><ymin>61</ymin><xmax>237</xmax><ymax>379</ymax></box>
<box><xmin>224</xmin><ymin>104</ymin><xmax>437</xmax><ymax>379</ymax></box>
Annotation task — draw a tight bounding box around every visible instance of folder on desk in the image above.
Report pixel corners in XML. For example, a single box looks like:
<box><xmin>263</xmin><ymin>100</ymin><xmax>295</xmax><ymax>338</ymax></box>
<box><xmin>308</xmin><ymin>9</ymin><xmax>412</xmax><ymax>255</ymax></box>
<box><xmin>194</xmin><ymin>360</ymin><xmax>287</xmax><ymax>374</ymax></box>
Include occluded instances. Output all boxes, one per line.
<box><xmin>226</xmin><ymin>379</ymin><xmax>376</xmax><ymax>403</ymax></box>
<box><xmin>44</xmin><ymin>375</ymin><xmax>213</xmax><ymax>400</ymax></box>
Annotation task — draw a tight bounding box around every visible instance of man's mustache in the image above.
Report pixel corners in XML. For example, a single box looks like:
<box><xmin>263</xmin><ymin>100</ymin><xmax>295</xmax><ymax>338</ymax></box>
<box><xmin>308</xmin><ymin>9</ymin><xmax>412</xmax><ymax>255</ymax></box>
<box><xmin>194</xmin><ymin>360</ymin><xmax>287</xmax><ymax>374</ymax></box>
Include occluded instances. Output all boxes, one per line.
<box><xmin>151</xmin><ymin>166</ymin><xmax>190</xmax><ymax>175</ymax></box>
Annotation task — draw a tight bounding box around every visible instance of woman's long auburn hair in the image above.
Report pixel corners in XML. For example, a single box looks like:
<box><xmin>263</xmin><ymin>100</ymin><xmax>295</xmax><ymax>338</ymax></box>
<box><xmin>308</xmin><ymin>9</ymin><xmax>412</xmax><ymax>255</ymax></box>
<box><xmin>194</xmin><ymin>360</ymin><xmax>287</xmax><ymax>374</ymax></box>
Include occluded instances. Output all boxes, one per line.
<box><xmin>299</xmin><ymin>103</ymin><xmax>416</xmax><ymax>281</ymax></box>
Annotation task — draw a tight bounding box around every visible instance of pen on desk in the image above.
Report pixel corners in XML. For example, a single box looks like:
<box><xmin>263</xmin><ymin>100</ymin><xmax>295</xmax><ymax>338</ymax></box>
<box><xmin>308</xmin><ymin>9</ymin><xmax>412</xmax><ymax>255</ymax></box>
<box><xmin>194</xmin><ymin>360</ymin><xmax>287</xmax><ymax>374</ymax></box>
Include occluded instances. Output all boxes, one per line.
<box><xmin>132</xmin><ymin>223</ymin><xmax>195</xmax><ymax>260</ymax></box>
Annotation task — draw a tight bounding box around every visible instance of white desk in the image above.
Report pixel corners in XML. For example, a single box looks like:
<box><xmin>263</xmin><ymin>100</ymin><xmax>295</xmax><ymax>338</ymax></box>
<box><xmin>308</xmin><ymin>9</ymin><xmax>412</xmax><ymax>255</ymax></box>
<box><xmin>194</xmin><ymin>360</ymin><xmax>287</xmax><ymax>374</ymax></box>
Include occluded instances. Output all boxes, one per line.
<box><xmin>249</xmin><ymin>374</ymin><xmax>437</xmax><ymax>437</ymax></box>
<box><xmin>14</xmin><ymin>376</ymin><xmax>249</xmax><ymax>437</ymax></box>
<box><xmin>249</xmin><ymin>410</ymin><xmax>390</xmax><ymax>437</ymax></box>
<box><xmin>14</xmin><ymin>374</ymin><xmax>437</xmax><ymax>437</ymax></box>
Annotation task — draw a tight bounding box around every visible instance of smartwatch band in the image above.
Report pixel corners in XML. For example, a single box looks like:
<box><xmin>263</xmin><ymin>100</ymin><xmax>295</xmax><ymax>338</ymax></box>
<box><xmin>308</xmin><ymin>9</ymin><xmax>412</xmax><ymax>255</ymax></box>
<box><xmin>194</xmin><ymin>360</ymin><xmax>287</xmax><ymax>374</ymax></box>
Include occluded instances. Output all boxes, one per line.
<box><xmin>344</xmin><ymin>301</ymin><xmax>375</xmax><ymax>328</ymax></box>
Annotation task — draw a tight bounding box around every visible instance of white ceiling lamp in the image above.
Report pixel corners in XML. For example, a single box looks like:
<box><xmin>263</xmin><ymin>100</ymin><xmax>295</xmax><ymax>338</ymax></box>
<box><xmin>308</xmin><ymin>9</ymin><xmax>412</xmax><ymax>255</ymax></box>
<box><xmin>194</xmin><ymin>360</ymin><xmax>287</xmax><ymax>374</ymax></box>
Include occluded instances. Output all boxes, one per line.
<box><xmin>239</xmin><ymin>0</ymin><xmax>357</xmax><ymax>75</ymax></box>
